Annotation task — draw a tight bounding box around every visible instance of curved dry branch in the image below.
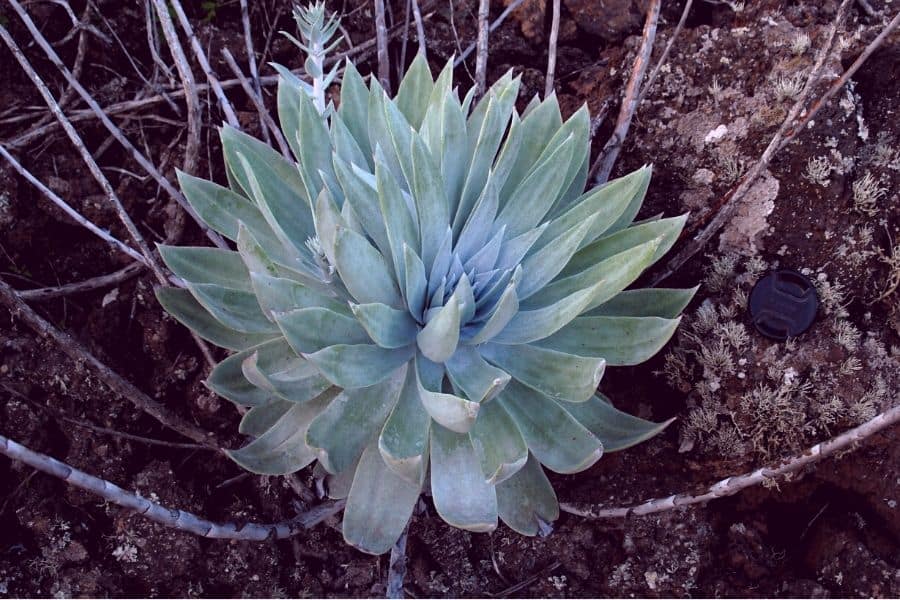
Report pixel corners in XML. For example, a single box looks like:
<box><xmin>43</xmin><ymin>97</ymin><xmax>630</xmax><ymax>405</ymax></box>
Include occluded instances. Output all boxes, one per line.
<box><xmin>0</xmin><ymin>433</ymin><xmax>344</xmax><ymax>540</ymax></box>
<box><xmin>562</xmin><ymin>403</ymin><xmax>900</xmax><ymax>519</ymax></box>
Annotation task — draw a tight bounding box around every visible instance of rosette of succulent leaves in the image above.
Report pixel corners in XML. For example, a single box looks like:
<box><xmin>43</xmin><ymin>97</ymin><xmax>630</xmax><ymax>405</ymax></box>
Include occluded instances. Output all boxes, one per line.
<box><xmin>156</xmin><ymin>3</ymin><xmax>694</xmax><ymax>555</ymax></box>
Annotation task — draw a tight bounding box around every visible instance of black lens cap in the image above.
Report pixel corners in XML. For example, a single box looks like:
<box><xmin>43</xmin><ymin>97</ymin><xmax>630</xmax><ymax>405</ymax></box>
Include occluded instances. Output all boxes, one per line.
<box><xmin>748</xmin><ymin>269</ymin><xmax>819</xmax><ymax>341</ymax></box>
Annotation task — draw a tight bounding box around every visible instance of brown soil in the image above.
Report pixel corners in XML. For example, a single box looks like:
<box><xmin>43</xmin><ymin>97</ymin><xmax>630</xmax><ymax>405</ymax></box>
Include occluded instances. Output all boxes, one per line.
<box><xmin>1</xmin><ymin>0</ymin><xmax>898</xmax><ymax>597</ymax></box>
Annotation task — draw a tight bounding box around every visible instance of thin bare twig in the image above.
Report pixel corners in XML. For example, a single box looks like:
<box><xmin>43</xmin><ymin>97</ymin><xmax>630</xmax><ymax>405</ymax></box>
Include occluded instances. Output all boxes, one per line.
<box><xmin>221</xmin><ymin>48</ymin><xmax>292</xmax><ymax>158</ymax></box>
<box><xmin>649</xmin><ymin>0</ymin><xmax>856</xmax><ymax>286</ymax></box>
<box><xmin>491</xmin><ymin>561</ymin><xmax>562</xmax><ymax>598</ymax></box>
<box><xmin>0</xmin><ymin>432</ymin><xmax>345</xmax><ymax>540</ymax></box>
<box><xmin>637</xmin><ymin>0</ymin><xmax>693</xmax><ymax>105</ymax></box>
<box><xmin>591</xmin><ymin>0</ymin><xmax>661</xmax><ymax>185</ymax></box>
<box><xmin>455</xmin><ymin>0</ymin><xmax>526</xmax><ymax>66</ymax></box>
<box><xmin>544</xmin><ymin>0</ymin><xmax>561</xmax><ymax>99</ymax></box>
<box><xmin>168</xmin><ymin>0</ymin><xmax>240</xmax><ymax>128</ymax></box>
<box><xmin>16</xmin><ymin>263</ymin><xmax>145</xmax><ymax>301</ymax></box>
<box><xmin>412</xmin><ymin>0</ymin><xmax>427</xmax><ymax>58</ymax></box>
<box><xmin>0</xmin><ymin>145</ymin><xmax>146</xmax><ymax>266</ymax></box>
<box><xmin>0</xmin><ymin>277</ymin><xmax>219</xmax><ymax>448</ymax></box>
<box><xmin>474</xmin><ymin>0</ymin><xmax>491</xmax><ymax>97</ymax></box>
<box><xmin>239</xmin><ymin>0</ymin><xmax>270</xmax><ymax>145</ymax></box>
<box><xmin>0</xmin><ymin>21</ymin><xmax>169</xmax><ymax>286</ymax></box>
<box><xmin>386</xmin><ymin>525</ymin><xmax>409</xmax><ymax>599</ymax></box>
<box><xmin>375</xmin><ymin>0</ymin><xmax>391</xmax><ymax>93</ymax></box>
<box><xmin>562</xmin><ymin>402</ymin><xmax>900</xmax><ymax>519</ymax></box>
<box><xmin>5</xmin><ymin>0</ymin><xmax>227</xmax><ymax>249</ymax></box>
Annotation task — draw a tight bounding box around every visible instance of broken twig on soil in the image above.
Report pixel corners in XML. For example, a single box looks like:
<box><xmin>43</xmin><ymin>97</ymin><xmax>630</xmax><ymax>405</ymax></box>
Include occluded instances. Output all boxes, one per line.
<box><xmin>0</xmin><ymin>432</ymin><xmax>344</xmax><ymax>540</ymax></box>
<box><xmin>648</xmin><ymin>0</ymin><xmax>856</xmax><ymax>286</ymax></box>
<box><xmin>590</xmin><ymin>0</ymin><xmax>661</xmax><ymax>184</ymax></box>
<box><xmin>0</xmin><ymin>278</ymin><xmax>219</xmax><ymax>448</ymax></box>
<box><xmin>15</xmin><ymin>263</ymin><xmax>145</xmax><ymax>301</ymax></box>
<box><xmin>561</xmin><ymin>402</ymin><xmax>900</xmax><ymax>519</ymax></box>
<box><xmin>637</xmin><ymin>0</ymin><xmax>693</xmax><ymax>105</ymax></box>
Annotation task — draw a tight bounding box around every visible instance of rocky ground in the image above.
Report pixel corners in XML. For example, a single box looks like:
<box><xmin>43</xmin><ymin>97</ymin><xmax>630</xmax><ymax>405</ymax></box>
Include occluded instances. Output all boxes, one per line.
<box><xmin>0</xmin><ymin>0</ymin><xmax>898</xmax><ymax>596</ymax></box>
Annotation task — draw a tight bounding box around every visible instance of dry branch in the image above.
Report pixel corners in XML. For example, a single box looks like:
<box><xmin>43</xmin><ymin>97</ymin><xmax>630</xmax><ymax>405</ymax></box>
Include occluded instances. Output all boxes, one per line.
<box><xmin>649</xmin><ymin>0</ymin><xmax>858</xmax><ymax>286</ymax></box>
<box><xmin>168</xmin><ymin>0</ymin><xmax>240</xmax><ymax>128</ymax></box>
<box><xmin>590</xmin><ymin>0</ymin><xmax>661</xmax><ymax>184</ymax></box>
<box><xmin>412</xmin><ymin>0</ymin><xmax>427</xmax><ymax>58</ymax></box>
<box><xmin>544</xmin><ymin>0</ymin><xmax>561</xmax><ymax>98</ymax></box>
<box><xmin>474</xmin><ymin>0</ymin><xmax>491</xmax><ymax>97</ymax></box>
<box><xmin>0</xmin><ymin>278</ymin><xmax>219</xmax><ymax>448</ymax></box>
<box><xmin>16</xmin><ymin>263</ymin><xmax>145</xmax><ymax>301</ymax></box>
<box><xmin>562</xmin><ymin>402</ymin><xmax>900</xmax><ymax>519</ymax></box>
<box><xmin>455</xmin><ymin>0</ymin><xmax>526</xmax><ymax>66</ymax></box>
<box><xmin>0</xmin><ymin>432</ymin><xmax>344</xmax><ymax>540</ymax></box>
<box><xmin>637</xmin><ymin>0</ymin><xmax>693</xmax><ymax>105</ymax></box>
<box><xmin>374</xmin><ymin>0</ymin><xmax>391</xmax><ymax>93</ymax></box>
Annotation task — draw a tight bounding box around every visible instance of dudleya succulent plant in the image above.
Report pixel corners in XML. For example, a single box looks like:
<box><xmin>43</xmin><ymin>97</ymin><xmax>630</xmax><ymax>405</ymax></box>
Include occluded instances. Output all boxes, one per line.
<box><xmin>156</xmin><ymin>21</ymin><xmax>694</xmax><ymax>554</ymax></box>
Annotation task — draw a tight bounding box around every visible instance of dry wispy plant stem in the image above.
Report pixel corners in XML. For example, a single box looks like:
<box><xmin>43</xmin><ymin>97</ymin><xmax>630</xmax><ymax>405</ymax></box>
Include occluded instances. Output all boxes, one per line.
<box><xmin>544</xmin><ymin>0</ymin><xmax>561</xmax><ymax>98</ymax></box>
<box><xmin>0</xmin><ymin>145</ymin><xmax>146</xmax><ymax>266</ymax></box>
<box><xmin>5</xmin><ymin>0</ymin><xmax>227</xmax><ymax>250</ymax></box>
<box><xmin>16</xmin><ymin>263</ymin><xmax>145</xmax><ymax>301</ymax></box>
<box><xmin>375</xmin><ymin>0</ymin><xmax>391</xmax><ymax>93</ymax></box>
<box><xmin>649</xmin><ymin>0</ymin><xmax>856</xmax><ymax>286</ymax></box>
<box><xmin>0</xmin><ymin>23</ymin><xmax>169</xmax><ymax>286</ymax></box>
<box><xmin>221</xmin><ymin>48</ymin><xmax>292</xmax><ymax>158</ymax></box>
<box><xmin>455</xmin><ymin>0</ymin><xmax>526</xmax><ymax>66</ymax></box>
<box><xmin>591</xmin><ymin>0</ymin><xmax>661</xmax><ymax>184</ymax></box>
<box><xmin>0</xmin><ymin>432</ymin><xmax>345</xmax><ymax>540</ymax></box>
<box><xmin>412</xmin><ymin>0</ymin><xmax>428</xmax><ymax>57</ymax></box>
<box><xmin>0</xmin><ymin>278</ymin><xmax>219</xmax><ymax>448</ymax></box>
<box><xmin>474</xmin><ymin>0</ymin><xmax>491</xmax><ymax>97</ymax></box>
<box><xmin>168</xmin><ymin>0</ymin><xmax>240</xmax><ymax>128</ymax></box>
<box><xmin>637</xmin><ymin>0</ymin><xmax>693</xmax><ymax>105</ymax></box>
<box><xmin>239</xmin><ymin>0</ymin><xmax>263</xmax><ymax>102</ymax></box>
<box><xmin>562</xmin><ymin>402</ymin><xmax>900</xmax><ymax>519</ymax></box>
<box><xmin>147</xmin><ymin>0</ymin><xmax>203</xmax><ymax>178</ymax></box>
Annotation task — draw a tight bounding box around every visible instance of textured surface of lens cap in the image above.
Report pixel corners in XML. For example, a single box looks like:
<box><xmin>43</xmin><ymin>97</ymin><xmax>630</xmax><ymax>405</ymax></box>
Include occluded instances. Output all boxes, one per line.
<box><xmin>748</xmin><ymin>269</ymin><xmax>819</xmax><ymax>341</ymax></box>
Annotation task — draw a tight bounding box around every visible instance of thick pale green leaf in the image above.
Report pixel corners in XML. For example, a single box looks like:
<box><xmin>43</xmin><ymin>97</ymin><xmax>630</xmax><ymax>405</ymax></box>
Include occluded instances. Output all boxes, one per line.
<box><xmin>560</xmin><ymin>394</ymin><xmax>674</xmax><ymax>452</ymax></box>
<box><xmin>585</xmin><ymin>286</ymin><xmax>699</xmax><ymax>318</ymax></box>
<box><xmin>488</xmin><ymin>111</ymin><xmax>523</xmax><ymax>194</ymax></box>
<box><xmin>155</xmin><ymin>287</ymin><xmax>279</xmax><ymax>350</ymax></box>
<box><xmin>430</xmin><ymin>424</ymin><xmax>498</xmax><ymax>532</ymax></box>
<box><xmin>306</xmin><ymin>368</ymin><xmax>405</xmax><ymax>474</ymax></box>
<box><xmin>465</xmin><ymin>269</ymin><xmax>520</xmax><ymax>344</ymax></box>
<box><xmin>338</xmin><ymin>62</ymin><xmax>372</xmax><ymax>159</ymax></box>
<box><xmin>410</xmin><ymin>135</ymin><xmax>450</xmax><ymax>270</ymax></box>
<box><xmin>333</xmin><ymin>156</ymin><xmax>391</xmax><ymax>257</ymax></box>
<box><xmin>343</xmin><ymin>441</ymin><xmax>422</xmax><ymax>555</ymax></box>
<box><xmin>331</xmin><ymin>112</ymin><xmax>369</xmax><ymax>168</ymax></box>
<box><xmin>234</xmin><ymin>153</ymin><xmax>312</xmax><ymax>260</ymax></box>
<box><xmin>333</xmin><ymin>227</ymin><xmax>404</xmax><ymax>308</ymax></box>
<box><xmin>480</xmin><ymin>343</ymin><xmax>605</xmax><ymax>403</ymax></box>
<box><xmin>499</xmin><ymin>94</ymin><xmax>563</xmax><ymax>208</ymax></box>
<box><xmin>379</xmin><ymin>365</ymin><xmax>430</xmax><ymax>483</ymax></box>
<box><xmin>454</xmin><ymin>174</ymin><xmax>500</xmax><ymax>264</ymax></box>
<box><xmin>276</xmin><ymin>307</ymin><xmax>370</xmax><ymax>354</ymax></box>
<box><xmin>525</xmin><ymin>238</ymin><xmax>661</xmax><ymax>312</ymax></box>
<box><xmin>416</xmin><ymin>354</ymin><xmax>479</xmax><ymax>433</ymax></box>
<box><xmin>176</xmin><ymin>171</ymin><xmax>289</xmax><ymax>262</ymax></box>
<box><xmin>238</xmin><ymin>398</ymin><xmax>294</xmax><ymax>436</ymax></box>
<box><xmin>605</xmin><ymin>164</ymin><xmax>652</xmax><ymax>234</ymax></box>
<box><xmin>494</xmin><ymin>134</ymin><xmax>575</xmax><ymax>238</ymax></box>
<box><xmin>158</xmin><ymin>246</ymin><xmax>252</xmax><ymax>291</ymax></box>
<box><xmin>468</xmin><ymin>399</ymin><xmax>527</xmax><ymax>484</ymax></box>
<box><xmin>403</xmin><ymin>244</ymin><xmax>428</xmax><ymax>322</ymax></box>
<box><xmin>499</xmin><ymin>381</ymin><xmax>603</xmax><ymax>474</ymax></box>
<box><xmin>207</xmin><ymin>341</ymin><xmax>280</xmax><ymax>406</ymax></box>
<box><xmin>445</xmin><ymin>346</ymin><xmax>510</xmax><ymax>403</ymax></box>
<box><xmin>367</xmin><ymin>83</ymin><xmax>405</xmax><ymax>184</ymax></box>
<box><xmin>312</xmin><ymin>186</ymin><xmax>343</xmax><ymax>267</ymax></box>
<box><xmin>516</xmin><ymin>215</ymin><xmax>596</xmax><ymax>299</ymax></box>
<box><xmin>294</xmin><ymin>84</ymin><xmax>337</xmax><ymax>202</ymax></box>
<box><xmin>395</xmin><ymin>53</ymin><xmax>433</xmax><ymax>129</ymax></box>
<box><xmin>377</xmin><ymin>156</ymin><xmax>419</xmax><ymax>283</ymax></box>
<box><xmin>235</xmin><ymin>224</ymin><xmax>279</xmax><ymax>283</ymax></box>
<box><xmin>496</xmin><ymin>453</ymin><xmax>559</xmax><ymax>536</ymax></box>
<box><xmin>187</xmin><ymin>283</ymin><xmax>277</xmax><ymax>334</ymax></box>
<box><xmin>492</xmin><ymin>281</ymin><xmax>601</xmax><ymax>345</ymax></box>
<box><xmin>325</xmin><ymin>456</ymin><xmax>358</xmax><ymax>500</ymax></box>
<box><xmin>561</xmin><ymin>214</ymin><xmax>687</xmax><ymax>277</ymax></box>
<box><xmin>351</xmin><ymin>303</ymin><xmax>419</xmax><ymax>349</ymax></box>
<box><xmin>249</xmin><ymin>272</ymin><xmax>348</xmax><ymax>318</ymax></box>
<box><xmin>238</xmin><ymin>339</ymin><xmax>333</xmax><ymax>403</ymax></box>
<box><xmin>535</xmin><ymin>165</ymin><xmax>651</xmax><ymax>254</ymax></box>
<box><xmin>227</xmin><ymin>390</ymin><xmax>335</xmax><ymax>474</ymax></box>
<box><xmin>304</xmin><ymin>344</ymin><xmax>413</xmax><ymax>388</ymax></box>
<box><xmin>494</xmin><ymin>224</ymin><xmax>548</xmax><ymax>271</ymax></box>
<box><xmin>537</xmin><ymin>315</ymin><xmax>681</xmax><ymax>365</ymax></box>
<box><xmin>416</xmin><ymin>293</ymin><xmax>460</xmax><ymax>363</ymax></box>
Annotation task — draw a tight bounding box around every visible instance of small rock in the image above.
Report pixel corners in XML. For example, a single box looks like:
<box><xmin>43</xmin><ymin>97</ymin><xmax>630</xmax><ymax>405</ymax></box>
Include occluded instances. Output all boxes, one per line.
<box><xmin>693</xmin><ymin>168</ymin><xmax>716</xmax><ymax>185</ymax></box>
<box><xmin>704</xmin><ymin>124</ymin><xmax>729</xmax><ymax>144</ymax></box>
